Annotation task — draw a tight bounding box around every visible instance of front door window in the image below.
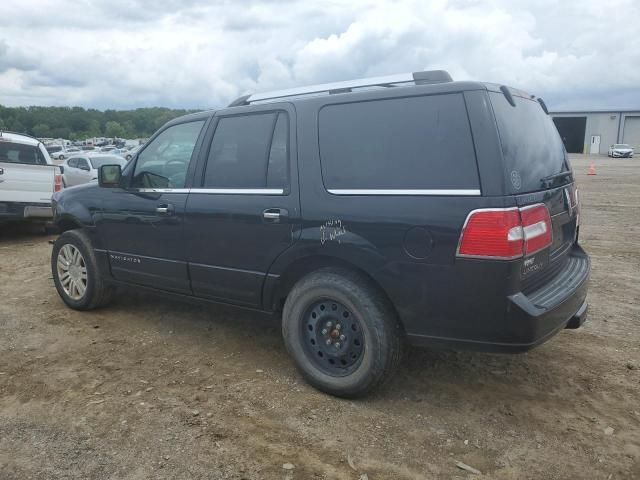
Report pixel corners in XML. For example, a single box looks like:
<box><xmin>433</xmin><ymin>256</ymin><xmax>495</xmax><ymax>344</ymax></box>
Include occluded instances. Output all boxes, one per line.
<box><xmin>131</xmin><ymin>121</ymin><xmax>204</xmax><ymax>189</ymax></box>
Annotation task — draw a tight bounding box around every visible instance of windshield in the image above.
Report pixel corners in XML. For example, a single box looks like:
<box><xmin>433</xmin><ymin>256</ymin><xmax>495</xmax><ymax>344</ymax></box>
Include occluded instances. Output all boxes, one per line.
<box><xmin>614</xmin><ymin>144</ymin><xmax>630</xmax><ymax>148</ymax></box>
<box><xmin>490</xmin><ymin>92</ymin><xmax>571</xmax><ymax>194</ymax></box>
<box><xmin>89</xmin><ymin>156</ymin><xmax>126</xmax><ymax>169</ymax></box>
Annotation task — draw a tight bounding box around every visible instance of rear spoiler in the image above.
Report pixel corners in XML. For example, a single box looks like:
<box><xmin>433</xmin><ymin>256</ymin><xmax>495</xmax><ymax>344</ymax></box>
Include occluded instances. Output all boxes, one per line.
<box><xmin>498</xmin><ymin>86</ymin><xmax>550</xmax><ymax>115</ymax></box>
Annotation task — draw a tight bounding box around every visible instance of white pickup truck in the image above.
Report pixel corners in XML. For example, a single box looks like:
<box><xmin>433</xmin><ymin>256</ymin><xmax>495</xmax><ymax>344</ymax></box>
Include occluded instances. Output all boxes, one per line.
<box><xmin>0</xmin><ymin>131</ymin><xmax>63</xmax><ymax>222</ymax></box>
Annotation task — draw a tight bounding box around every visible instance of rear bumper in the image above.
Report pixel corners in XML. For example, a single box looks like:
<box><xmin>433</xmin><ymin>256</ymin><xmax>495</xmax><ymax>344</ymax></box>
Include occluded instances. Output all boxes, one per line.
<box><xmin>0</xmin><ymin>202</ymin><xmax>53</xmax><ymax>219</ymax></box>
<box><xmin>407</xmin><ymin>245</ymin><xmax>590</xmax><ymax>353</ymax></box>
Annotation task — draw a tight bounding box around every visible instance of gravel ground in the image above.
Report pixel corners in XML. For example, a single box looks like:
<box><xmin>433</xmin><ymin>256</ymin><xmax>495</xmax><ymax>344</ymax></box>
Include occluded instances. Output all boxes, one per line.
<box><xmin>0</xmin><ymin>154</ymin><xmax>638</xmax><ymax>479</ymax></box>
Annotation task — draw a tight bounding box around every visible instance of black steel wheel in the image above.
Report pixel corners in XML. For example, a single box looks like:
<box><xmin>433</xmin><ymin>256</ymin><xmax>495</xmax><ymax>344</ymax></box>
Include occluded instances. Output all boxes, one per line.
<box><xmin>282</xmin><ymin>267</ymin><xmax>404</xmax><ymax>397</ymax></box>
<box><xmin>302</xmin><ymin>299</ymin><xmax>364</xmax><ymax>376</ymax></box>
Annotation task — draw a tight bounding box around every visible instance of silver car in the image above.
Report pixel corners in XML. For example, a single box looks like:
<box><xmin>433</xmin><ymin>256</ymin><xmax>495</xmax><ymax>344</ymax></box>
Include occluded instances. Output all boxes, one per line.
<box><xmin>61</xmin><ymin>154</ymin><xmax>127</xmax><ymax>187</ymax></box>
<box><xmin>608</xmin><ymin>144</ymin><xmax>634</xmax><ymax>158</ymax></box>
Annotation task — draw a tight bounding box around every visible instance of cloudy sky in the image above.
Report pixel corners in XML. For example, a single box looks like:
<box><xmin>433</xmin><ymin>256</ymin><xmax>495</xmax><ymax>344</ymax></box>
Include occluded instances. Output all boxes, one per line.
<box><xmin>1</xmin><ymin>0</ymin><xmax>639</xmax><ymax>111</ymax></box>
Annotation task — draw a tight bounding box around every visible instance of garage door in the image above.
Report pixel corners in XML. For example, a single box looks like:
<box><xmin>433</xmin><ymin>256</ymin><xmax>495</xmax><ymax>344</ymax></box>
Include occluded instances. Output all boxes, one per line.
<box><xmin>622</xmin><ymin>116</ymin><xmax>640</xmax><ymax>152</ymax></box>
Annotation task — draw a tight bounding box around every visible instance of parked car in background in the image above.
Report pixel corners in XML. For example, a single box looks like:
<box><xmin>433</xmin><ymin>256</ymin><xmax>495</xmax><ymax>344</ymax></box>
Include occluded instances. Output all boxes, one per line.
<box><xmin>608</xmin><ymin>144</ymin><xmax>634</xmax><ymax>158</ymax></box>
<box><xmin>100</xmin><ymin>146</ymin><xmax>117</xmax><ymax>153</ymax></box>
<box><xmin>46</xmin><ymin>145</ymin><xmax>65</xmax><ymax>159</ymax></box>
<box><xmin>60</xmin><ymin>154</ymin><xmax>126</xmax><ymax>187</ymax></box>
<box><xmin>0</xmin><ymin>131</ymin><xmax>62</xmax><ymax>223</ymax></box>
<box><xmin>107</xmin><ymin>148</ymin><xmax>128</xmax><ymax>157</ymax></box>
<box><xmin>49</xmin><ymin>71</ymin><xmax>590</xmax><ymax>397</ymax></box>
<box><xmin>124</xmin><ymin>145</ymin><xmax>142</xmax><ymax>160</ymax></box>
<box><xmin>49</xmin><ymin>146</ymin><xmax>82</xmax><ymax>162</ymax></box>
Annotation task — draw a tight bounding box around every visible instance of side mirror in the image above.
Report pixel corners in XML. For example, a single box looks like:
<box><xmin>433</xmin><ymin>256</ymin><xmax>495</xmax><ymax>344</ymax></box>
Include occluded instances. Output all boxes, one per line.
<box><xmin>98</xmin><ymin>164</ymin><xmax>122</xmax><ymax>188</ymax></box>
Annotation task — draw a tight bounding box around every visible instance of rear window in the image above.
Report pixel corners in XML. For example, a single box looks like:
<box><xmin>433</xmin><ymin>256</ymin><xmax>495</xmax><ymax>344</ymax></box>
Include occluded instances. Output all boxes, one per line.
<box><xmin>490</xmin><ymin>92</ymin><xmax>570</xmax><ymax>194</ymax></box>
<box><xmin>318</xmin><ymin>93</ymin><xmax>479</xmax><ymax>191</ymax></box>
<box><xmin>0</xmin><ymin>142</ymin><xmax>47</xmax><ymax>165</ymax></box>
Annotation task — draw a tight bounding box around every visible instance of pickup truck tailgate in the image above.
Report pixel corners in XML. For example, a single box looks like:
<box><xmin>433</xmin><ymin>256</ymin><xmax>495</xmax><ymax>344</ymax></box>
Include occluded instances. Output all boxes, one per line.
<box><xmin>0</xmin><ymin>162</ymin><xmax>57</xmax><ymax>204</ymax></box>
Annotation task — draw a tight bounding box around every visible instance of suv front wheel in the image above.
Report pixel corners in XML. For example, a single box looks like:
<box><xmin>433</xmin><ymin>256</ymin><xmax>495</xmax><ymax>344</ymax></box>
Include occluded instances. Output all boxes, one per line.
<box><xmin>51</xmin><ymin>230</ymin><xmax>113</xmax><ymax>310</ymax></box>
<box><xmin>282</xmin><ymin>268</ymin><xmax>404</xmax><ymax>397</ymax></box>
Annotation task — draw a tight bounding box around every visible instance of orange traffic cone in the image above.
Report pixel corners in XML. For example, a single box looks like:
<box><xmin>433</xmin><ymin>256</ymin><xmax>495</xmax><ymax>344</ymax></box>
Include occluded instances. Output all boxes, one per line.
<box><xmin>587</xmin><ymin>163</ymin><xmax>596</xmax><ymax>175</ymax></box>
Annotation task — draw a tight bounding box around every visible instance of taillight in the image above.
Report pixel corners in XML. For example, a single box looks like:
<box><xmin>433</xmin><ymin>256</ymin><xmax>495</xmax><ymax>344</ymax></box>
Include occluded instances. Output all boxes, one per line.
<box><xmin>54</xmin><ymin>173</ymin><xmax>63</xmax><ymax>192</ymax></box>
<box><xmin>519</xmin><ymin>204</ymin><xmax>552</xmax><ymax>255</ymax></box>
<box><xmin>457</xmin><ymin>204</ymin><xmax>552</xmax><ymax>260</ymax></box>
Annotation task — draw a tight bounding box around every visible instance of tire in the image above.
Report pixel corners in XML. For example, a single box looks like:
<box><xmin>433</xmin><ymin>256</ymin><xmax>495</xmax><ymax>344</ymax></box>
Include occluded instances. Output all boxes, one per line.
<box><xmin>282</xmin><ymin>268</ymin><xmax>404</xmax><ymax>397</ymax></box>
<box><xmin>51</xmin><ymin>229</ymin><xmax>113</xmax><ymax>310</ymax></box>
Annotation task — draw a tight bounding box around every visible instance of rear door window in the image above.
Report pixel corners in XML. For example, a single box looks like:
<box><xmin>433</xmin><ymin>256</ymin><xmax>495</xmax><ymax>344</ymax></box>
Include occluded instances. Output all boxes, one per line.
<box><xmin>203</xmin><ymin>112</ymin><xmax>289</xmax><ymax>190</ymax></box>
<box><xmin>77</xmin><ymin>158</ymin><xmax>89</xmax><ymax>170</ymax></box>
<box><xmin>318</xmin><ymin>93</ymin><xmax>479</xmax><ymax>191</ymax></box>
<box><xmin>490</xmin><ymin>92</ymin><xmax>570</xmax><ymax>194</ymax></box>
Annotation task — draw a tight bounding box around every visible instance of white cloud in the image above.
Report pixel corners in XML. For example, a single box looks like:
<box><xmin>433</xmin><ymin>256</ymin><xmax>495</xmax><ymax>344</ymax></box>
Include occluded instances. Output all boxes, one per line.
<box><xmin>0</xmin><ymin>0</ymin><xmax>639</xmax><ymax>110</ymax></box>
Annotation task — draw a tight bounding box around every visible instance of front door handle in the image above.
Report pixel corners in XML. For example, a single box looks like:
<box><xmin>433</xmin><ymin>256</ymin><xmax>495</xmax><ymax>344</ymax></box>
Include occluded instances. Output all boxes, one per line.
<box><xmin>156</xmin><ymin>204</ymin><xmax>174</xmax><ymax>215</ymax></box>
<box><xmin>263</xmin><ymin>208</ymin><xmax>288</xmax><ymax>222</ymax></box>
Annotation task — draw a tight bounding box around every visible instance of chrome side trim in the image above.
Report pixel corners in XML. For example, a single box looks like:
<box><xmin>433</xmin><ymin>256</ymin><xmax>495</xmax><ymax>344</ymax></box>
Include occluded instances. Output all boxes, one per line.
<box><xmin>135</xmin><ymin>188</ymin><xmax>284</xmax><ymax>195</ymax></box>
<box><xmin>327</xmin><ymin>189</ymin><xmax>481</xmax><ymax>196</ymax></box>
<box><xmin>191</xmin><ymin>188</ymin><xmax>284</xmax><ymax>195</ymax></box>
<box><xmin>137</xmin><ymin>188</ymin><xmax>190</xmax><ymax>193</ymax></box>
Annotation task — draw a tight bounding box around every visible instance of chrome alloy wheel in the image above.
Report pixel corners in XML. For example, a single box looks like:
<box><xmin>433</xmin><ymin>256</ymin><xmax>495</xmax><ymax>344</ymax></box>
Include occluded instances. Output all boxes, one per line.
<box><xmin>57</xmin><ymin>244</ymin><xmax>88</xmax><ymax>300</ymax></box>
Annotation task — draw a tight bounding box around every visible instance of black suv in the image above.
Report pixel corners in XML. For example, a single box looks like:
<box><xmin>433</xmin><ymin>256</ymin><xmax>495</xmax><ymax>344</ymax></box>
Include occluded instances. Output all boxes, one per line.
<box><xmin>51</xmin><ymin>70</ymin><xmax>590</xmax><ymax>397</ymax></box>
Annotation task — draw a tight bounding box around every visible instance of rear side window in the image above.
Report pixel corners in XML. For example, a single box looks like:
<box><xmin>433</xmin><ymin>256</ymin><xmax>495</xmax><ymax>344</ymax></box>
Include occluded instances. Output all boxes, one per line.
<box><xmin>490</xmin><ymin>92</ymin><xmax>570</xmax><ymax>194</ymax></box>
<box><xmin>318</xmin><ymin>94</ymin><xmax>479</xmax><ymax>191</ymax></box>
<box><xmin>68</xmin><ymin>158</ymin><xmax>79</xmax><ymax>168</ymax></box>
<box><xmin>0</xmin><ymin>142</ymin><xmax>47</xmax><ymax>165</ymax></box>
<box><xmin>203</xmin><ymin>112</ymin><xmax>289</xmax><ymax>190</ymax></box>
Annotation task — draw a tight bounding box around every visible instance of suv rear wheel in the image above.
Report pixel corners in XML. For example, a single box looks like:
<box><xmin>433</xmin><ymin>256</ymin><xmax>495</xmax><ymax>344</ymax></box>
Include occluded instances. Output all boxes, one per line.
<box><xmin>51</xmin><ymin>230</ymin><xmax>113</xmax><ymax>310</ymax></box>
<box><xmin>282</xmin><ymin>268</ymin><xmax>404</xmax><ymax>397</ymax></box>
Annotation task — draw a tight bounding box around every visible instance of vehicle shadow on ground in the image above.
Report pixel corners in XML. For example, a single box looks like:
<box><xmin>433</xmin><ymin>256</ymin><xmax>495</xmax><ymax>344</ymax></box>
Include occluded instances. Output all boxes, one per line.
<box><xmin>0</xmin><ymin>223</ymin><xmax>51</xmax><ymax>243</ymax></box>
<box><xmin>110</xmin><ymin>288</ymin><xmax>570</xmax><ymax>403</ymax></box>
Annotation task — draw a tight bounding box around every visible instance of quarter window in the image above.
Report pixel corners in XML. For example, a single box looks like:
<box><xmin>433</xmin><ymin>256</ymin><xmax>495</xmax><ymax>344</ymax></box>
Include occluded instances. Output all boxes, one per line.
<box><xmin>203</xmin><ymin>112</ymin><xmax>289</xmax><ymax>190</ymax></box>
<box><xmin>131</xmin><ymin>121</ymin><xmax>204</xmax><ymax>189</ymax></box>
<box><xmin>318</xmin><ymin>94</ymin><xmax>479</xmax><ymax>191</ymax></box>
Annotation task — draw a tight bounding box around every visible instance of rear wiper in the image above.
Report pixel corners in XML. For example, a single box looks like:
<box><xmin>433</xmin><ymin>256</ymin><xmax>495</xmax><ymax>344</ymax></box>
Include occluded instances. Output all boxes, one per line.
<box><xmin>540</xmin><ymin>171</ymin><xmax>572</xmax><ymax>186</ymax></box>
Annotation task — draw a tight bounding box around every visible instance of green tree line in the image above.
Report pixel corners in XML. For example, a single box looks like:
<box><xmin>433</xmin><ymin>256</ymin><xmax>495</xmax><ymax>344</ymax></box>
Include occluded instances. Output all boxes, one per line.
<box><xmin>0</xmin><ymin>105</ymin><xmax>201</xmax><ymax>140</ymax></box>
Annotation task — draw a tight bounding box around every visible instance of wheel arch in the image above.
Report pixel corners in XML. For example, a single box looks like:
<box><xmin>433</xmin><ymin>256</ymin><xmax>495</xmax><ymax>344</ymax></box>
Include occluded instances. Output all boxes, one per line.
<box><xmin>55</xmin><ymin>214</ymin><xmax>83</xmax><ymax>233</ymax></box>
<box><xmin>265</xmin><ymin>254</ymin><xmax>402</xmax><ymax>330</ymax></box>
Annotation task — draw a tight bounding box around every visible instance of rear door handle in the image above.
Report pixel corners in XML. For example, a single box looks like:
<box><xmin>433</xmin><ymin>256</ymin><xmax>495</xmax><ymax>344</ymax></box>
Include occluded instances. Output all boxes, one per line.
<box><xmin>263</xmin><ymin>208</ymin><xmax>288</xmax><ymax>222</ymax></box>
<box><xmin>156</xmin><ymin>204</ymin><xmax>174</xmax><ymax>215</ymax></box>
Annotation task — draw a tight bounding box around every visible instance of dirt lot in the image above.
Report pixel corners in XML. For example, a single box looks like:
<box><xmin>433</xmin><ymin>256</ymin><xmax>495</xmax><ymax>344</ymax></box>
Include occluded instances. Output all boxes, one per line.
<box><xmin>0</xmin><ymin>155</ymin><xmax>638</xmax><ymax>479</ymax></box>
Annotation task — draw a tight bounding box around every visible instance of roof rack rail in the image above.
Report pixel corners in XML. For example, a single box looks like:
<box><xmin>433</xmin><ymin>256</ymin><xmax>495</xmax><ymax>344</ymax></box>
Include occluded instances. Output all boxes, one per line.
<box><xmin>227</xmin><ymin>70</ymin><xmax>453</xmax><ymax>107</ymax></box>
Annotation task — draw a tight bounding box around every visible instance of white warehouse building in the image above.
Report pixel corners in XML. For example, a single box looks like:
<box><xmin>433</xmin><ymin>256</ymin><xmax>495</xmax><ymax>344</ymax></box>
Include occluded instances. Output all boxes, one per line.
<box><xmin>550</xmin><ymin>110</ymin><xmax>640</xmax><ymax>155</ymax></box>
